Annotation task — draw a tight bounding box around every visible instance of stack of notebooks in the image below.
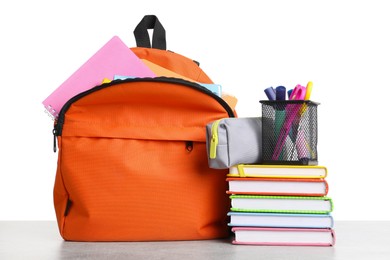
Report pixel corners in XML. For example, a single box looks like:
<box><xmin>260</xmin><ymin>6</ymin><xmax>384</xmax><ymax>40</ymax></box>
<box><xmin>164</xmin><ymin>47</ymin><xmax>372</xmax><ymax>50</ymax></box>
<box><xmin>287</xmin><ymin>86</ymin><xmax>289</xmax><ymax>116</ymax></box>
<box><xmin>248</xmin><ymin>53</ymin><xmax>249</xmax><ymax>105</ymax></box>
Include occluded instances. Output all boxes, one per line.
<box><xmin>227</xmin><ymin>164</ymin><xmax>335</xmax><ymax>246</ymax></box>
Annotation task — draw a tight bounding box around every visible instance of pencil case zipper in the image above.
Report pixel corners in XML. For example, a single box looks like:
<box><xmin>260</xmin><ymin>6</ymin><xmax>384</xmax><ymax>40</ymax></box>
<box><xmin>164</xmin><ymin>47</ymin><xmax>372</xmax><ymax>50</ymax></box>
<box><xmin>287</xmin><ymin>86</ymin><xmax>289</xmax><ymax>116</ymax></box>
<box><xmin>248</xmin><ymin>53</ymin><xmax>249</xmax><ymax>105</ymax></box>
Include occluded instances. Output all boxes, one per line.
<box><xmin>52</xmin><ymin>77</ymin><xmax>235</xmax><ymax>152</ymax></box>
<box><xmin>209</xmin><ymin>119</ymin><xmax>222</xmax><ymax>159</ymax></box>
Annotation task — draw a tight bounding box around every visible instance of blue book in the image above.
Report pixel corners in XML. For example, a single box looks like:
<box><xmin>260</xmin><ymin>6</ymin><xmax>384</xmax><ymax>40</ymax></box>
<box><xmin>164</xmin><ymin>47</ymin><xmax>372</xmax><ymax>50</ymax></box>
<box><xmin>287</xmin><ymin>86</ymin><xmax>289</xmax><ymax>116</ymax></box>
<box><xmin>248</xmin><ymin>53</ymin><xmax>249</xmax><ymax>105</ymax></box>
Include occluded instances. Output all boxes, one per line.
<box><xmin>199</xmin><ymin>83</ymin><xmax>222</xmax><ymax>97</ymax></box>
<box><xmin>228</xmin><ymin>212</ymin><xmax>334</xmax><ymax>229</ymax></box>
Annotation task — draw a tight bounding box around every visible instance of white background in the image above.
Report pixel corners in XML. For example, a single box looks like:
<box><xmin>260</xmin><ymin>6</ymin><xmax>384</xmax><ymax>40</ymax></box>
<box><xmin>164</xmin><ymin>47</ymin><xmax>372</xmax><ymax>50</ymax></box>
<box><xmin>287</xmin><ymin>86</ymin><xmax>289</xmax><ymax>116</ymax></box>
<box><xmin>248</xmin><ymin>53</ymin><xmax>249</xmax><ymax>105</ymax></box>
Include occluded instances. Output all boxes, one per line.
<box><xmin>1</xmin><ymin>0</ymin><xmax>389</xmax><ymax>221</ymax></box>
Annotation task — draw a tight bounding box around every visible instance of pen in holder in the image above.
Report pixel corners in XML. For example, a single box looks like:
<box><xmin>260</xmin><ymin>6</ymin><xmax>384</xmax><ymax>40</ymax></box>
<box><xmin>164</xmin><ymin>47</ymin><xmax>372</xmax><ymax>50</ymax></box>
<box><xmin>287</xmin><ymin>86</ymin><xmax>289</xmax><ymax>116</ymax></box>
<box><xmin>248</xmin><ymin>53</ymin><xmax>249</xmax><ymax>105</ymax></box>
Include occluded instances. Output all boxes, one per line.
<box><xmin>260</xmin><ymin>100</ymin><xmax>319</xmax><ymax>165</ymax></box>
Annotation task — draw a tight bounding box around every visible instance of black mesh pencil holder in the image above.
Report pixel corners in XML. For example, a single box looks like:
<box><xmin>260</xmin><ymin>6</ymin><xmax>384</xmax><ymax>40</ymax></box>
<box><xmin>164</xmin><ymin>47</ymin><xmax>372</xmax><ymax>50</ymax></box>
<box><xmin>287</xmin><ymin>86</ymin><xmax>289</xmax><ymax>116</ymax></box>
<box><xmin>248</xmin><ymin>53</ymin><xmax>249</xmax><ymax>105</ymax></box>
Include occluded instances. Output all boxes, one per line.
<box><xmin>260</xmin><ymin>100</ymin><xmax>319</xmax><ymax>165</ymax></box>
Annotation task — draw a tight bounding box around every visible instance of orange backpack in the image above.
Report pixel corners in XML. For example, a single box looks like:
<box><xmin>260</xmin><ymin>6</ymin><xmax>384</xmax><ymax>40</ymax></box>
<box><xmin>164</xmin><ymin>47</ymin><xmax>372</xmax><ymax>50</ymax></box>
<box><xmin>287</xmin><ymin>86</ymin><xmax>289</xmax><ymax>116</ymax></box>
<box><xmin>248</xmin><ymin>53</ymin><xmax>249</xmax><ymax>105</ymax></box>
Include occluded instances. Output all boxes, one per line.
<box><xmin>52</xmin><ymin>15</ymin><xmax>236</xmax><ymax>241</ymax></box>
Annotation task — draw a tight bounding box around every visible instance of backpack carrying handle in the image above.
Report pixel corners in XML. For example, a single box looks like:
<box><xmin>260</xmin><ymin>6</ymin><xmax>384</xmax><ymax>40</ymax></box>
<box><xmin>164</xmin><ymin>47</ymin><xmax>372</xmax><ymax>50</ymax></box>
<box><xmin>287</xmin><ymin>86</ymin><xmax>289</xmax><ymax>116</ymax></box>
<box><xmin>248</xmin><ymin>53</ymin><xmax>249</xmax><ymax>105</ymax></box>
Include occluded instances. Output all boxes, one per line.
<box><xmin>134</xmin><ymin>15</ymin><xmax>166</xmax><ymax>50</ymax></box>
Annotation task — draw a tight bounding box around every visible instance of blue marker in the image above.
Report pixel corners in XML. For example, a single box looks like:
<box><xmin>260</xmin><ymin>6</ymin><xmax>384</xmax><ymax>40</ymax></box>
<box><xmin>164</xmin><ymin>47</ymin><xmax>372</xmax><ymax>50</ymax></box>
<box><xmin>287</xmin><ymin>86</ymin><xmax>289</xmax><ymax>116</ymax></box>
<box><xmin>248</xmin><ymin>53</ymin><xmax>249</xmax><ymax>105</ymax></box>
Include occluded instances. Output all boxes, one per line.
<box><xmin>287</xmin><ymin>89</ymin><xmax>293</xmax><ymax>99</ymax></box>
<box><xmin>275</xmin><ymin>86</ymin><xmax>286</xmax><ymax>101</ymax></box>
<box><xmin>264</xmin><ymin>87</ymin><xmax>276</xmax><ymax>101</ymax></box>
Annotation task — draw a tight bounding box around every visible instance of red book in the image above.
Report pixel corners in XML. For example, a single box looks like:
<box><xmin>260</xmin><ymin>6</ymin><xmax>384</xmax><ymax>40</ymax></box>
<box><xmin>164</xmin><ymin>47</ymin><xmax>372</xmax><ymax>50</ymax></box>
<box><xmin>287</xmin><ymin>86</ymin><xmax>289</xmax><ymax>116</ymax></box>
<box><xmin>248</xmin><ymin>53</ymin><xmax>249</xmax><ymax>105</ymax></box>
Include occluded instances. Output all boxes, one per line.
<box><xmin>226</xmin><ymin>177</ymin><xmax>328</xmax><ymax>196</ymax></box>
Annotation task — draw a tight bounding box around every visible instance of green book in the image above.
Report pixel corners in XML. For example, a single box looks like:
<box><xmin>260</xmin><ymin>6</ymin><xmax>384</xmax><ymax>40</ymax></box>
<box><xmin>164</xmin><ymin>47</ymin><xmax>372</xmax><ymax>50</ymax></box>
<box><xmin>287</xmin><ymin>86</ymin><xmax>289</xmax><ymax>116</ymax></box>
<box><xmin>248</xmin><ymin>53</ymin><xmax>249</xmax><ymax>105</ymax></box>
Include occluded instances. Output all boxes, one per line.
<box><xmin>230</xmin><ymin>195</ymin><xmax>333</xmax><ymax>214</ymax></box>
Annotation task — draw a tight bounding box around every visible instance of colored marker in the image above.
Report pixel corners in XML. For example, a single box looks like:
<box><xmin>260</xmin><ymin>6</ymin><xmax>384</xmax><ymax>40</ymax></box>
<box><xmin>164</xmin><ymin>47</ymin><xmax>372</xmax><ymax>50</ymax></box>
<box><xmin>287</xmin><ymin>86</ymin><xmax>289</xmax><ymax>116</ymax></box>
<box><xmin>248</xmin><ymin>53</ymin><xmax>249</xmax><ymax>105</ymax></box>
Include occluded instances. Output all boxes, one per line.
<box><xmin>296</xmin><ymin>81</ymin><xmax>314</xmax><ymax>161</ymax></box>
<box><xmin>264</xmin><ymin>87</ymin><xmax>276</xmax><ymax>101</ymax></box>
<box><xmin>287</xmin><ymin>89</ymin><xmax>293</xmax><ymax>99</ymax></box>
<box><xmin>275</xmin><ymin>86</ymin><xmax>286</xmax><ymax>101</ymax></box>
<box><xmin>274</xmin><ymin>86</ymin><xmax>287</xmax><ymax>159</ymax></box>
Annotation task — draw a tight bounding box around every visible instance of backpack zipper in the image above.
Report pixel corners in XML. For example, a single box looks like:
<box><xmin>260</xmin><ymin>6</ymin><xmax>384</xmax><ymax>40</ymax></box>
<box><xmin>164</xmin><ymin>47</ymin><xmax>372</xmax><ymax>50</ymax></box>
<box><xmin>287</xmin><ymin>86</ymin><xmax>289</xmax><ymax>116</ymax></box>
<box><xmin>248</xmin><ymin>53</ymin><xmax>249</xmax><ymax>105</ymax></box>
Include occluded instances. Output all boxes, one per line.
<box><xmin>53</xmin><ymin>77</ymin><xmax>235</xmax><ymax>151</ymax></box>
<box><xmin>53</xmin><ymin>128</ymin><xmax>57</xmax><ymax>153</ymax></box>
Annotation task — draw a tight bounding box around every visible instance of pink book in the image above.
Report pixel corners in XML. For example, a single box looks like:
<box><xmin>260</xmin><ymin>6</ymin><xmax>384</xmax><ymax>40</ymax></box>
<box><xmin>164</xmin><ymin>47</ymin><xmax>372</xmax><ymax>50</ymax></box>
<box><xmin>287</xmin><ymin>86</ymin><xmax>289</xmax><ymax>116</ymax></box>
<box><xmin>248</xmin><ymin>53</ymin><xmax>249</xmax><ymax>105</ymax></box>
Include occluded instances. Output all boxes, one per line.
<box><xmin>232</xmin><ymin>227</ymin><xmax>336</xmax><ymax>246</ymax></box>
<box><xmin>42</xmin><ymin>36</ymin><xmax>155</xmax><ymax>118</ymax></box>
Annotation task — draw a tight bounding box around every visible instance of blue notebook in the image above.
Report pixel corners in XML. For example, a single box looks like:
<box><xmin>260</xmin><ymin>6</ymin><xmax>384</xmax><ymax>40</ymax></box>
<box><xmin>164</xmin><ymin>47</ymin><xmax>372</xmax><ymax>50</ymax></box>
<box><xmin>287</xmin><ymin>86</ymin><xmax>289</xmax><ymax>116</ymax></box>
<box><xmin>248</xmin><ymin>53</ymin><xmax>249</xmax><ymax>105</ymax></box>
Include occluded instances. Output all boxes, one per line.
<box><xmin>228</xmin><ymin>212</ymin><xmax>334</xmax><ymax>228</ymax></box>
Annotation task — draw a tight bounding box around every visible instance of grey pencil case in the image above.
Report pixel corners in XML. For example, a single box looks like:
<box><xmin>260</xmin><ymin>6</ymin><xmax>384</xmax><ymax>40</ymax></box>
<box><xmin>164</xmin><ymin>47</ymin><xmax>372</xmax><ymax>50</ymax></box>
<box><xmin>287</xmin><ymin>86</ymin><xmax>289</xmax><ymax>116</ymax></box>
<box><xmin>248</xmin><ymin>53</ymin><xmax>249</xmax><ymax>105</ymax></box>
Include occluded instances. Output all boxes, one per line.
<box><xmin>206</xmin><ymin>117</ymin><xmax>262</xmax><ymax>169</ymax></box>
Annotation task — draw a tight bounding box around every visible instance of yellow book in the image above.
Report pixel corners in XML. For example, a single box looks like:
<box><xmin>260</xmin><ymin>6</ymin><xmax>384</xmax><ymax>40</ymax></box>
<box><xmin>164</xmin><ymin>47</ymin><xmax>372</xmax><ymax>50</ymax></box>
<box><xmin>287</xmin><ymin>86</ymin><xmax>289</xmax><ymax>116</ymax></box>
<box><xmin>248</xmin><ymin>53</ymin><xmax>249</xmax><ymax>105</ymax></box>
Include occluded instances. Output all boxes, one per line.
<box><xmin>228</xmin><ymin>164</ymin><xmax>327</xmax><ymax>179</ymax></box>
<box><xmin>102</xmin><ymin>78</ymin><xmax>111</xmax><ymax>84</ymax></box>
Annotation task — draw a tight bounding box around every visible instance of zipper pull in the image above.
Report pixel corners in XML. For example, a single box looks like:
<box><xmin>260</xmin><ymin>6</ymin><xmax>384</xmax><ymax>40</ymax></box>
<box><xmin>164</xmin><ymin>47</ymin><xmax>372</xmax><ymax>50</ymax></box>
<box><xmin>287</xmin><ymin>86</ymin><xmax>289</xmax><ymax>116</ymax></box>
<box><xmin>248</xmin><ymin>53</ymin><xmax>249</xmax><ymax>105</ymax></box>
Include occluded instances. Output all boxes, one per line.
<box><xmin>185</xmin><ymin>141</ymin><xmax>193</xmax><ymax>152</ymax></box>
<box><xmin>209</xmin><ymin>119</ymin><xmax>221</xmax><ymax>159</ymax></box>
<box><xmin>53</xmin><ymin>128</ymin><xmax>57</xmax><ymax>153</ymax></box>
<box><xmin>210</xmin><ymin>134</ymin><xmax>218</xmax><ymax>159</ymax></box>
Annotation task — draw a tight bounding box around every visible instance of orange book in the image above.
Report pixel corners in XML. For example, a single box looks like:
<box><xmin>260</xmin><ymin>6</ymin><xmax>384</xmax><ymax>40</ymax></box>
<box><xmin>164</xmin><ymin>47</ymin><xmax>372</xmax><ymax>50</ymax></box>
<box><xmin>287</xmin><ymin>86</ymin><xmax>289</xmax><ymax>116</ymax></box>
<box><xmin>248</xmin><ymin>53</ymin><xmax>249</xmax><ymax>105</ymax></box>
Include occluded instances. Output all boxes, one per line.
<box><xmin>227</xmin><ymin>177</ymin><xmax>328</xmax><ymax>196</ymax></box>
<box><xmin>141</xmin><ymin>59</ymin><xmax>237</xmax><ymax>110</ymax></box>
<box><xmin>141</xmin><ymin>59</ymin><xmax>196</xmax><ymax>82</ymax></box>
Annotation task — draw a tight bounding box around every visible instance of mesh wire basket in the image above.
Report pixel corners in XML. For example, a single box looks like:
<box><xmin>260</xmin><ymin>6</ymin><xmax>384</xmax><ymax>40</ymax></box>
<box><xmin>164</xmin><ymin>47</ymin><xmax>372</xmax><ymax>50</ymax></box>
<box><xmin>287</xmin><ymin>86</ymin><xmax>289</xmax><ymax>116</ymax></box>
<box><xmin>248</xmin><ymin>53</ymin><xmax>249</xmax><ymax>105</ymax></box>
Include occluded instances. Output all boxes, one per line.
<box><xmin>260</xmin><ymin>100</ymin><xmax>319</xmax><ymax>165</ymax></box>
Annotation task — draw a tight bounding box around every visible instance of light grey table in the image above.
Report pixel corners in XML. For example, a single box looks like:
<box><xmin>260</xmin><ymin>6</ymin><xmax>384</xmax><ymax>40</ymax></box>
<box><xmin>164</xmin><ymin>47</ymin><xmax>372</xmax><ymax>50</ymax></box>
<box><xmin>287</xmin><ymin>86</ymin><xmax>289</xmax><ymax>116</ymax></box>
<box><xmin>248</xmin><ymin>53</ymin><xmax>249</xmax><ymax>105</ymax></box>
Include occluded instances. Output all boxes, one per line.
<box><xmin>0</xmin><ymin>221</ymin><xmax>389</xmax><ymax>259</ymax></box>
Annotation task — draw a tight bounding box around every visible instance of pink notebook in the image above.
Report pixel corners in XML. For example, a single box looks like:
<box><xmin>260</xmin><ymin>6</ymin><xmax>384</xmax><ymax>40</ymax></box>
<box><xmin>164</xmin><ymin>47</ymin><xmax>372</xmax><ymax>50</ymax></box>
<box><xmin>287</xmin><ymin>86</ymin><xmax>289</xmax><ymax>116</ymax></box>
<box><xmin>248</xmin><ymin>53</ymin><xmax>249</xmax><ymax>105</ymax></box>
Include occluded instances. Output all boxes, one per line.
<box><xmin>42</xmin><ymin>36</ymin><xmax>155</xmax><ymax>118</ymax></box>
<box><xmin>232</xmin><ymin>227</ymin><xmax>335</xmax><ymax>246</ymax></box>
